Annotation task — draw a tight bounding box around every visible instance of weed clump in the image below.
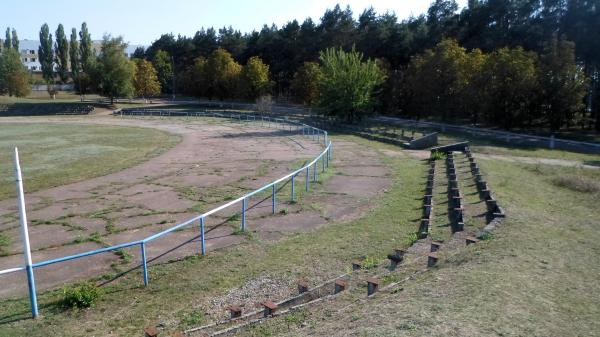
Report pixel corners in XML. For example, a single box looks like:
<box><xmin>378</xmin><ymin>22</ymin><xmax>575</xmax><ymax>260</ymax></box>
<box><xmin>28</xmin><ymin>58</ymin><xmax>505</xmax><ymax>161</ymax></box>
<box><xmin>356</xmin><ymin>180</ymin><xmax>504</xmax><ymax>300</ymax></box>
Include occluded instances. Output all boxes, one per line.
<box><xmin>62</xmin><ymin>282</ymin><xmax>103</xmax><ymax>309</ymax></box>
<box><xmin>430</xmin><ymin>151</ymin><xmax>446</xmax><ymax>161</ymax></box>
<box><xmin>406</xmin><ymin>232</ymin><xmax>419</xmax><ymax>246</ymax></box>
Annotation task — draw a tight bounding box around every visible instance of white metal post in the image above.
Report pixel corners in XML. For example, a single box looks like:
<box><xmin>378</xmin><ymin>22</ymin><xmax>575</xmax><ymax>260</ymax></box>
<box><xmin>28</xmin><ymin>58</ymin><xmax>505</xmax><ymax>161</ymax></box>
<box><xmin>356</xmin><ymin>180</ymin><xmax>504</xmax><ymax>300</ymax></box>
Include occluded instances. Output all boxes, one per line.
<box><xmin>14</xmin><ymin>148</ymin><xmax>38</xmax><ymax>318</ymax></box>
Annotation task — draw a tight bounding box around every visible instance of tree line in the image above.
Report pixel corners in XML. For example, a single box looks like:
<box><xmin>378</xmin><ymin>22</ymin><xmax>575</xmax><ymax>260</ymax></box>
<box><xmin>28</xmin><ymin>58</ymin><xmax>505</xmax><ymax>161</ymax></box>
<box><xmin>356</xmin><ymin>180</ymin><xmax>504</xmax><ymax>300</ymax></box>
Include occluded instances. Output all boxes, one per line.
<box><xmin>133</xmin><ymin>0</ymin><xmax>598</xmax><ymax>131</ymax></box>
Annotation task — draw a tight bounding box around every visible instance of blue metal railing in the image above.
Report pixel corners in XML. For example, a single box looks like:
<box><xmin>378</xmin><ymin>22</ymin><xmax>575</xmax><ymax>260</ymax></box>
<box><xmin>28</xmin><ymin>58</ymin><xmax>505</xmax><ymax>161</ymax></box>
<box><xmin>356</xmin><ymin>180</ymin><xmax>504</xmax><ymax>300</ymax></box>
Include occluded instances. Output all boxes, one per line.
<box><xmin>0</xmin><ymin>110</ymin><xmax>333</xmax><ymax>317</ymax></box>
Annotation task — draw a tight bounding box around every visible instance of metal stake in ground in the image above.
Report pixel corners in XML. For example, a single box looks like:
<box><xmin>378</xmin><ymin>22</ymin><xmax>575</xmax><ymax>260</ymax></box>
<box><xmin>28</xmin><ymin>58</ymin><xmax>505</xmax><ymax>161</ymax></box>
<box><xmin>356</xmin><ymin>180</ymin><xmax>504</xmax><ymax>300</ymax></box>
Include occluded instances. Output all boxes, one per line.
<box><xmin>14</xmin><ymin>147</ymin><xmax>39</xmax><ymax>318</ymax></box>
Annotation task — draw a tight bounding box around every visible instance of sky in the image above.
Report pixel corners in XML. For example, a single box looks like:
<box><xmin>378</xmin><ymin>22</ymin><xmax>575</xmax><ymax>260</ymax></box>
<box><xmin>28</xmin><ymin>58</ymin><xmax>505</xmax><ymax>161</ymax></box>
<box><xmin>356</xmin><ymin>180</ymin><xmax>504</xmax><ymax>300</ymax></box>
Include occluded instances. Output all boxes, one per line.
<box><xmin>1</xmin><ymin>0</ymin><xmax>467</xmax><ymax>46</ymax></box>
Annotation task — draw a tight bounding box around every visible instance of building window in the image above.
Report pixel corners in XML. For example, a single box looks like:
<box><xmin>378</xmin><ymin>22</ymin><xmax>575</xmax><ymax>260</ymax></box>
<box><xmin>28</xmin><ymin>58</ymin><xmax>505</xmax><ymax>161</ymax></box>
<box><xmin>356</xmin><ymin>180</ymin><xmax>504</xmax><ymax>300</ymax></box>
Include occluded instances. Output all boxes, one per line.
<box><xmin>31</xmin><ymin>50</ymin><xmax>35</xmax><ymax>54</ymax></box>
<box><xmin>23</xmin><ymin>58</ymin><xmax>28</xmax><ymax>62</ymax></box>
<box><xmin>31</xmin><ymin>58</ymin><xmax>36</xmax><ymax>62</ymax></box>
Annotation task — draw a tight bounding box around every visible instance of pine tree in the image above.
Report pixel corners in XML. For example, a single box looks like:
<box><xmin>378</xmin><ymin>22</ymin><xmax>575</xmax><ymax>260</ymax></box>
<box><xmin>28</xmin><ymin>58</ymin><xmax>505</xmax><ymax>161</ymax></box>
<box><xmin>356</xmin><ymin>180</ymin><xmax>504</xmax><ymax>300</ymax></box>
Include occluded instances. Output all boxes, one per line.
<box><xmin>55</xmin><ymin>24</ymin><xmax>70</xmax><ymax>83</ymax></box>
<box><xmin>38</xmin><ymin>23</ymin><xmax>54</xmax><ymax>83</ymax></box>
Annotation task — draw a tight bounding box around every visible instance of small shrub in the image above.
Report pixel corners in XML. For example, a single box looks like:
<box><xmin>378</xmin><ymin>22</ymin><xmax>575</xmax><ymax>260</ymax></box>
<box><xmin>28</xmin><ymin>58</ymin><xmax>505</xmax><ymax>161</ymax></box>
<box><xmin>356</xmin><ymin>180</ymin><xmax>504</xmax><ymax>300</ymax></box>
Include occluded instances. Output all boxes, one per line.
<box><xmin>430</xmin><ymin>151</ymin><xmax>446</xmax><ymax>161</ymax></box>
<box><xmin>279</xmin><ymin>208</ymin><xmax>289</xmax><ymax>215</ymax></box>
<box><xmin>480</xmin><ymin>232</ymin><xmax>494</xmax><ymax>241</ymax></box>
<box><xmin>406</xmin><ymin>232</ymin><xmax>419</xmax><ymax>246</ymax></box>
<box><xmin>361</xmin><ymin>256</ymin><xmax>377</xmax><ymax>270</ymax></box>
<box><xmin>62</xmin><ymin>282</ymin><xmax>103</xmax><ymax>309</ymax></box>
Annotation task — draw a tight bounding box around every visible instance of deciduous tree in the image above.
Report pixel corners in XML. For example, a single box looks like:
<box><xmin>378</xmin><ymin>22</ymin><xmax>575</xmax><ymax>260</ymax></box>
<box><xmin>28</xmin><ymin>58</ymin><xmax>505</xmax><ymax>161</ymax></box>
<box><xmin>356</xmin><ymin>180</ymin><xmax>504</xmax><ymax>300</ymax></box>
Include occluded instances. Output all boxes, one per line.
<box><xmin>152</xmin><ymin>50</ymin><xmax>173</xmax><ymax>94</ymax></box>
<box><xmin>97</xmin><ymin>36</ymin><xmax>135</xmax><ymax>104</ymax></box>
<box><xmin>11</xmin><ymin>29</ymin><xmax>18</xmax><ymax>51</ymax></box>
<box><xmin>55</xmin><ymin>24</ymin><xmax>70</xmax><ymax>83</ymax></box>
<box><xmin>205</xmin><ymin>48</ymin><xmax>242</xmax><ymax>100</ymax></box>
<box><xmin>69</xmin><ymin>28</ymin><xmax>80</xmax><ymax>80</ymax></box>
<box><xmin>241</xmin><ymin>56</ymin><xmax>270</xmax><ymax>99</ymax></box>
<box><xmin>0</xmin><ymin>48</ymin><xmax>31</xmax><ymax>97</ymax></box>
<box><xmin>133</xmin><ymin>58</ymin><xmax>161</xmax><ymax>98</ymax></box>
<box><xmin>291</xmin><ymin>61</ymin><xmax>322</xmax><ymax>105</ymax></box>
<box><xmin>540</xmin><ymin>34</ymin><xmax>588</xmax><ymax>131</ymax></box>
<box><xmin>318</xmin><ymin>47</ymin><xmax>385</xmax><ymax>122</ymax></box>
<box><xmin>38</xmin><ymin>23</ymin><xmax>54</xmax><ymax>84</ymax></box>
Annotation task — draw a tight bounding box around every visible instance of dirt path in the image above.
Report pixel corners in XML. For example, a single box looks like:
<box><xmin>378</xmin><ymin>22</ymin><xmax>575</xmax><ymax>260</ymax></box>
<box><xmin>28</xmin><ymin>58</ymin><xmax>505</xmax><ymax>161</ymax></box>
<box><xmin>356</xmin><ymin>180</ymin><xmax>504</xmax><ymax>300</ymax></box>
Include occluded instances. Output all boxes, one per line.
<box><xmin>0</xmin><ymin>116</ymin><xmax>392</xmax><ymax>298</ymax></box>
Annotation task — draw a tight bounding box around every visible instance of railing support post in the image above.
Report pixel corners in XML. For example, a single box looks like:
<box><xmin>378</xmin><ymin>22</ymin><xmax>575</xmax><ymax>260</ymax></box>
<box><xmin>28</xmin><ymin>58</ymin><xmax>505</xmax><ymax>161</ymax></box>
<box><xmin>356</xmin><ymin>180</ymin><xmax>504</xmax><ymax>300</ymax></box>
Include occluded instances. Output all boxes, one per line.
<box><xmin>141</xmin><ymin>242</ymin><xmax>148</xmax><ymax>286</ymax></box>
<box><xmin>14</xmin><ymin>148</ymin><xmax>38</xmax><ymax>318</ymax></box>
<box><xmin>272</xmin><ymin>184</ymin><xmax>276</xmax><ymax>214</ymax></box>
<box><xmin>291</xmin><ymin>175</ymin><xmax>295</xmax><ymax>201</ymax></box>
<box><xmin>241</xmin><ymin>198</ymin><xmax>247</xmax><ymax>231</ymax></box>
<box><xmin>313</xmin><ymin>161</ymin><xmax>318</xmax><ymax>182</ymax></box>
<box><xmin>322</xmin><ymin>154</ymin><xmax>325</xmax><ymax>172</ymax></box>
<box><xmin>305</xmin><ymin>167</ymin><xmax>310</xmax><ymax>191</ymax></box>
<box><xmin>200</xmin><ymin>217</ymin><xmax>205</xmax><ymax>256</ymax></box>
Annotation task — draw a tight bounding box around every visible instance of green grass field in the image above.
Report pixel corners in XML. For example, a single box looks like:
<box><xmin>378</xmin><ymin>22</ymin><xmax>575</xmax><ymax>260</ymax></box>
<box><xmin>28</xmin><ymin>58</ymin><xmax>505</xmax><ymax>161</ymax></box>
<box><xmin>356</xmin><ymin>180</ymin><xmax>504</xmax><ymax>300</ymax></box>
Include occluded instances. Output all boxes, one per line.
<box><xmin>0</xmin><ymin>123</ymin><xmax>180</xmax><ymax>200</ymax></box>
<box><xmin>0</xmin><ymin>131</ymin><xmax>598</xmax><ymax>337</ymax></box>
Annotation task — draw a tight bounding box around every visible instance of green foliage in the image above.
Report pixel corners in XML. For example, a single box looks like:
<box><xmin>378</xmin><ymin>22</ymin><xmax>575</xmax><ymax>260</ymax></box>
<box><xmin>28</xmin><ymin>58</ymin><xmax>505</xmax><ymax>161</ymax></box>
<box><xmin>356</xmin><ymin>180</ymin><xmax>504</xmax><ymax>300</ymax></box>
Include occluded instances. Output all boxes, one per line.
<box><xmin>484</xmin><ymin>46</ymin><xmax>539</xmax><ymax>130</ymax></box>
<box><xmin>79</xmin><ymin>22</ymin><xmax>94</xmax><ymax>73</ymax></box>
<box><xmin>0</xmin><ymin>233</ymin><xmax>9</xmax><ymax>248</ymax></box>
<box><xmin>4</xmin><ymin>28</ymin><xmax>11</xmax><ymax>50</ymax></box>
<box><xmin>241</xmin><ymin>56</ymin><xmax>271</xmax><ymax>99</ymax></box>
<box><xmin>38</xmin><ymin>23</ymin><xmax>54</xmax><ymax>83</ymax></box>
<box><xmin>361</xmin><ymin>256</ymin><xmax>378</xmax><ymax>270</ymax></box>
<box><xmin>97</xmin><ymin>35</ymin><xmax>136</xmax><ymax>103</ymax></box>
<box><xmin>55</xmin><ymin>24</ymin><xmax>70</xmax><ymax>83</ymax></box>
<box><xmin>152</xmin><ymin>50</ymin><xmax>173</xmax><ymax>94</ymax></box>
<box><xmin>62</xmin><ymin>282</ymin><xmax>103</xmax><ymax>309</ymax></box>
<box><xmin>10</xmin><ymin>28</ymin><xmax>18</xmax><ymax>51</ymax></box>
<box><xmin>406</xmin><ymin>232</ymin><xmax>419</xmax><ymax>246</ymax></box>
<box><xmin>134</xmin><ymin>59</ymin><xmax>161</xmax><ymax>97</ymax></box>
<box><xmin>69</xmin><ymin>28</ymin><xmax>80</xmax><ymax>80</ymax></box>
<box><xmin>205</xmin><ymin>48</ymin><xmax>242</xmax><ymax>100</ymax></box>
<box><xmin>318</xmin><ymin>47</ymin><xmax>386</xmax><ymax>123</ymax></box>
<box><xmin>479</xmin><ymin>232</ymin><xmax>494</xmax><ymax>241</ymax></box>
<box><xmin>430</xmin><ymin>151</ymin><xmax>446</xmax><ymax>160</ymax></box>
<box><xmin>0</xmin><ymin>48</ymin><xmax>31</xmax><ymax>97</ymax></box>
<box><xmin>291</xmin><ymin>62</ymin><xmax>322</xmax><ymax>105</ymax></box>
<box><xmin>539</xmin><ymin>34</ymin><xmax>589</xmax><ymax>131</ymax></box>
<box><xmin>405</xmin><ymin>39</ymin><xmax>468</xmax><ymax>121</ymax></box>
<box><xmin>179</xmin><ymin>310</ymin><xmax>204</xmax><ymax>328</ymax></box>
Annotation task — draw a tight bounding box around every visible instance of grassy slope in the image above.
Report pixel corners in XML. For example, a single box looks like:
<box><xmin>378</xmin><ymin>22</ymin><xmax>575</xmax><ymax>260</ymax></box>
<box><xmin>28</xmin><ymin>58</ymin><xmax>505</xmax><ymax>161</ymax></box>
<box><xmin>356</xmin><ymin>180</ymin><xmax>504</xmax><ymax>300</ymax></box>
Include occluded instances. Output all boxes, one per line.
<box><xmin>0</xmin><ymin>123</ymin><xmax>180</xmax><ymax>200</ymax></box>
<box><xmin>0</xmin><ymin>135</ymin><xmax>424</xmax><ymax>336</ymax></box>
<box><xmin>254</xmin><ymin>147</ymin><xmax>600</xmax><ymax>336</ymax></box>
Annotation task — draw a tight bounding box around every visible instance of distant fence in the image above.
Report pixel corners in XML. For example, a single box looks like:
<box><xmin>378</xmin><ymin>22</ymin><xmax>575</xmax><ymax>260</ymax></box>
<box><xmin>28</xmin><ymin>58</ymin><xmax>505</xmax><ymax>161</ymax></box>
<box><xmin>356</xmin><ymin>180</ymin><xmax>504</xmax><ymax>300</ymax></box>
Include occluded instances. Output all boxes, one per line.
<box><xmin>0</xmin><ymin>109</ymin><xmax>332</xmax><ymax>318</ymax></box>
<box><xmin>31</xmin><ymin>84</ymin><xmax>74</xmax><ymax>91</ymax></box>
<box><xmin>377</xmin><ymin>116</ymin><xmax>600</xmax><ymax>154</ymax></box>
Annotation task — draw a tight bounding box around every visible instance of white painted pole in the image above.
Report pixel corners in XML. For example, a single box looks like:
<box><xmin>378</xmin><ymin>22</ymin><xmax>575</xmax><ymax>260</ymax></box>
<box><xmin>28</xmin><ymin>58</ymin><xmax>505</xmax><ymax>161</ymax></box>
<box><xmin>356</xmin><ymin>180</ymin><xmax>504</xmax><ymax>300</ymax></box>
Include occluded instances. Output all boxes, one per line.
<box><xmin>14</xmin><ymin>147</ymin><xmax>38</xmax><ymax>318</ymax></box>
